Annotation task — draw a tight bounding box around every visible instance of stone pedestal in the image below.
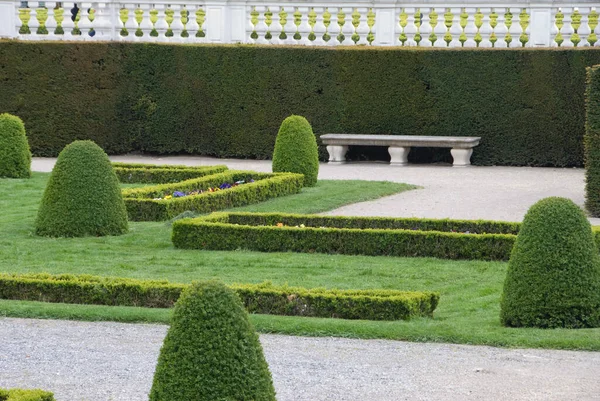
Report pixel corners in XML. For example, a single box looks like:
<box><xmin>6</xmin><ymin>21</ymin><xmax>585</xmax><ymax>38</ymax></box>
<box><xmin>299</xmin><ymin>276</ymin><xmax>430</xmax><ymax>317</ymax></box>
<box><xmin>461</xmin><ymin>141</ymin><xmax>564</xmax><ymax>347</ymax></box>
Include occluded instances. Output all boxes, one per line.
<box><xmin>388</xmin><ymin>146</ymin><xmax>410</xmax><ymax>165</ymax></box>
<box><xmin>450</xmin><ymin>148</ymin><xmax>473</xmax><ymax>166</ymax></box>
<box><xmin>326</xmin><ymin>145</ymin><xmax>348</xmax><ymax>164</ymax></box>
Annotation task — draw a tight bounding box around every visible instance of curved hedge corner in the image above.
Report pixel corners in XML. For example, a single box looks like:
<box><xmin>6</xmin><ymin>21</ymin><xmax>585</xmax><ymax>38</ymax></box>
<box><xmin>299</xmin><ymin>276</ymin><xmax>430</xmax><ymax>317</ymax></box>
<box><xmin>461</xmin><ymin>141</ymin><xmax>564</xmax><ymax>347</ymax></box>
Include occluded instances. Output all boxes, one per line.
<box><xmin>272</xmin><ymin>115</ymin><xmax>319</xmax><ymax>186</ymax></box>
<box><xmin>585</xmin><ymin>65</ymin><xmax>600</xmax><ymax>216</ymax></box>
<box><xmin>112</xmin><ymin>162</ymin><xmax>228</xmax><ymax>184</ymax></box>
<box><xmin>0</xmin><ymin>388</ymin><xmax>55</xmax><ymax>401</ymax></box>
<box><xmin>149</xmin><ymin>281</ymin><xmax>276</xmax><ymax>401</ymax></box>
<box><xmin>501</xmin><ymin>197</ymin><xmax>600</xmax><ymax>328</ymax></box>
<box><xmin>35</xmin><ymin>140</ymin><xmax>129</xmax><ymax>237</ymax></box>
<box><xmin>0</xmin><ymin>113</ymin><xmax>31</xmax><ymax>178</ymax></box>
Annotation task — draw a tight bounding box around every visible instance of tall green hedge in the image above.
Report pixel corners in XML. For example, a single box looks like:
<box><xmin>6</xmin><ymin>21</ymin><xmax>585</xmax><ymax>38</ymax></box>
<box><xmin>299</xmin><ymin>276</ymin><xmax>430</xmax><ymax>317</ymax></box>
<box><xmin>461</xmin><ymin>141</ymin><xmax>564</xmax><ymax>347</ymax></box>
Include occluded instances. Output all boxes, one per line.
<box><xmin>585</xmin><ymin>65</ymin><xmax>600</xmax><ymax>216</ymax></box>
<box><xmin>1</xmin><ymin>43</ymin><xmax>600</xmax><ymax>166</ymax></box>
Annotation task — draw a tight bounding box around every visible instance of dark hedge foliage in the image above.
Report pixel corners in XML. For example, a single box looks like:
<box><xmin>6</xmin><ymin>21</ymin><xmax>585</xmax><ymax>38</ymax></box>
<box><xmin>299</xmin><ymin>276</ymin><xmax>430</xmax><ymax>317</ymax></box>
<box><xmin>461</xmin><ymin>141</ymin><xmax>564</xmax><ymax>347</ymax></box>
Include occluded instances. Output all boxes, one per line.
<box><xmin>35</xmin><ymin>140</ymin><xmax>128</xmax><ymax>237</ymax></box>
<box><xmin>272</xmin><ymin>115</ymin><xmax>319</xmax><ymax>186</ymax></box>
<box><xmin>1</xmin><ymin>42</ymin><xmax>600</xmax><ymax>166</ymax></box>
<box><xmin>149</xmin><ymin>281</ymin><xmax>276</xmax><ymax>401</ymax></box>
<box><xmin>0</xmin><ymin>389</ymin><xmax>55</xmax><ymax>401</ymax></box>
<box><xmin>0</xmin><ymin>113</ymin><xmax>31</xmax><ymax>178</ymax></box>
<box><xmin>501</xmin><ymin>197</ymin><xmax>600</xmax><ymax>328</ymax></box>
<box><xmin>585</xmin><ymin>65</ymin><xmax>600</xmax><ymax>216</ymax></box>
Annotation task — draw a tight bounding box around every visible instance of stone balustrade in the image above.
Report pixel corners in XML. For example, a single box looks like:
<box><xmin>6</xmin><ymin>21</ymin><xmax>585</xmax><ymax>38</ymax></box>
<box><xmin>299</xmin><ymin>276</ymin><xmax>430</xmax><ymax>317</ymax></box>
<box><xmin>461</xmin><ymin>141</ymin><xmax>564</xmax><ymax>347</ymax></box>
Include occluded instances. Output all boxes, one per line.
<box><xmin>0</xmin><ymin>0</ymin><xmax>598</xmax><ymax>47</ymax></box>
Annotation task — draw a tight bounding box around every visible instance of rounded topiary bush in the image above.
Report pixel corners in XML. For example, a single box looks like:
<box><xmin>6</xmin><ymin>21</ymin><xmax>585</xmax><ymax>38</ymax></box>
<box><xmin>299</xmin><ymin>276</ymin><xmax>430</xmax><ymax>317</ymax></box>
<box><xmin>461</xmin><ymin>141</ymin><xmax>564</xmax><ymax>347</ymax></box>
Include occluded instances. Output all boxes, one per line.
<box><xmin>149</xmin><ymin>281</ymin><xmax>276</xmax><ymax>401</ymax></box>
<box><xmin>0</xmin><ymin>113</ymin><xmax>31</xmax><ymax>178</ymax></box>
<box><xmin>500</xmin><ymin>197</ymin><xmax>600</xmax><ymax>328</ymax></box>
<box><xmin>272</xmin><ymin>115</ymin><xmax>319</xmax><ymax>187</ymax></box>
<box><xmin>35</xmin><ymin>140</ymin><xmax>128</xmax><ymax>237</ymax></box>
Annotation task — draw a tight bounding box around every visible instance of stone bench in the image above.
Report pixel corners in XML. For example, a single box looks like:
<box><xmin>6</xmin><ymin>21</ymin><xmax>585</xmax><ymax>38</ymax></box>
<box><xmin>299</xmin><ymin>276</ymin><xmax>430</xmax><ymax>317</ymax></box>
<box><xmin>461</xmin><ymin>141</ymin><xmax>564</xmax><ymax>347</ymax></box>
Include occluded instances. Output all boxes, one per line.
<box><xmin>320</xmin><ymin>134</ymin><xmax>481</xmax><ymax>167</ymax></box>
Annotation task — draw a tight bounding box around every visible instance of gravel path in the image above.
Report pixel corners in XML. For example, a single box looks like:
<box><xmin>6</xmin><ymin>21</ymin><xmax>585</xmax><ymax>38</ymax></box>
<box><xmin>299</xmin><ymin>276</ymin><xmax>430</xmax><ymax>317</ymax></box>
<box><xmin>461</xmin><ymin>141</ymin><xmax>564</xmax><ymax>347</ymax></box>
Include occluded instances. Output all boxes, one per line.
<box><xmin>2</xmin><ymin>318</ymin><xmax>600</xmax><ymax>401</ymax></box>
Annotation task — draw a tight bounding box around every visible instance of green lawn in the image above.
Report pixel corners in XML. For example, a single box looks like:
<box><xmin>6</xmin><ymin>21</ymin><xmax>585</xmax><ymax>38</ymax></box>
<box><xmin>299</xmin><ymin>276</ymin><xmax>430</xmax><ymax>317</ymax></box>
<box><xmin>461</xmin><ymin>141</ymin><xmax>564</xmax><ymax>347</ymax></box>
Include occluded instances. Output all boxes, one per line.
<box><xmin>1</xmin><ymin>173</ymin><xmax>599</xmax><ymax>350</ymax></box>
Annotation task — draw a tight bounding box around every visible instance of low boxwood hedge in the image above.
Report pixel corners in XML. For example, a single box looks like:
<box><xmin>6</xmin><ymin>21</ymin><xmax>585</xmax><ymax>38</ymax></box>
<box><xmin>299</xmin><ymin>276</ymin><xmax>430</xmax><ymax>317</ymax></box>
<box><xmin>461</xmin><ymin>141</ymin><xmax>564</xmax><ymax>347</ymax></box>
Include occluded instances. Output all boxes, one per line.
<box><xmin>0</xmin><ymin>389</ymin><xmax>55</xmax><ymax>401</ymax></box>
<box><xmin>0</xmin><ymin>273</ymin><xmax>439</xmax><ymax>321</ymax></box>
<box><xmin>122</xmin><ymin>170</ymin><xmax>304</xmax><ymax>221</ymax></box>
<box><xmin>113</xmin><ymin>162</ymin><xmax>228</xmax><ymax>184</ymax></box>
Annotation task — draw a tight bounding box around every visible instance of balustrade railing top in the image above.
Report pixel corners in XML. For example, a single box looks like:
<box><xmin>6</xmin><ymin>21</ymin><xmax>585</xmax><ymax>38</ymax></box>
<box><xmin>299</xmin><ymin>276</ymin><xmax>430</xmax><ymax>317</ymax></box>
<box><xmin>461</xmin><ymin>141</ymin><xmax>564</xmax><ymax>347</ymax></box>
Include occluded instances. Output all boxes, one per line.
<box><xmin>0</xmin><ymin>0</ymin><xmax>598</xmax><ymax>47</ymax></box>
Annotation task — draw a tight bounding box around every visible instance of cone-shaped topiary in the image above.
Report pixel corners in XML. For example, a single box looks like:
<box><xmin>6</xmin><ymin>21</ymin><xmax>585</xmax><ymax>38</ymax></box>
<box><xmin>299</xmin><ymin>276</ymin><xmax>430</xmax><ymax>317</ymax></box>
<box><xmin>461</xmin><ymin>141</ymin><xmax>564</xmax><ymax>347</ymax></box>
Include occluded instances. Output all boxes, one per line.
<box><xmin>35</xmin><ymin>140</ymin><xmax>128</xmax><ymax>237</ymax></box>
<box><xmin>149</xmin><ymin>281</ymin><xmax>276</xmax><ymax>401</ymax></box>
<box><xmin>272</xmin><ymin>115</ymin><xmax>318</xmax><ymax>187</ymax></box>
<box><xmin>0</xmin><ymin>113</ymin><xmax>31</xmax><ymax>178</ymax></box>
<box><xmin>500</xmin><ymin>197</ymin><xmax>600</xmax><ymax>328</ymax></box>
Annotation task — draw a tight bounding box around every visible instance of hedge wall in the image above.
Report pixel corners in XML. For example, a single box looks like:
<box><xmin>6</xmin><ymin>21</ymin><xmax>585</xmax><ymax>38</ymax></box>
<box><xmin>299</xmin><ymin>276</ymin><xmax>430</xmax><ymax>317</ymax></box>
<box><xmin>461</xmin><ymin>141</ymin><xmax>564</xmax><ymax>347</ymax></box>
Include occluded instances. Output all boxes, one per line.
<box><xmin>0</xmin><ymin>389</ymin><xmax>55</xmax><ymax>401</ymax></box>
<box><xmin>1</xmin><ymin>42</ymin><xmax>599</xmax><ymax>166</ymax></box>
<box><xmin>585</xmin><ymin>65</ymin><xmax>600</xmax><ymax>216</ymax></box>
<box><xmin>0</xmin><ymin>273</ymin><xmax>439</xmax><ymax>320</ymax></box>
<box><xmin>113</xmin><ymin>162</ymin><xmax>228</xmax><ymax>183</ymax></box>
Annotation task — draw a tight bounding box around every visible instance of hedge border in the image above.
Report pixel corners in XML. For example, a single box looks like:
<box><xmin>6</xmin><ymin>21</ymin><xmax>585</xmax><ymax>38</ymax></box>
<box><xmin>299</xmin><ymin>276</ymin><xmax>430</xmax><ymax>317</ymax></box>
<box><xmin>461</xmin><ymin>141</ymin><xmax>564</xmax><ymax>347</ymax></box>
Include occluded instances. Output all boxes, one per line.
<box><xmin>0</xmin><ymin>273</ymin><xmax>439</xmax><ymax>321</ymax></box>
<box><xmin>121</xmin><ymin>170</ymin><xmax>304</xmax><ymax>221</ymax></box>
<box><xmin>0</xmin><ymin>389</ymin><xmax>55</xmax><ymax>401</ymax></box>
<box><xmin>113</xmin><ymin>162</ymin><xmax>229</xmax><ymax>184</ymax></box>
<box><xmin>585</xmin><ymin>65</ymin><xmax>600</xmax><ymax>216</ymax></box>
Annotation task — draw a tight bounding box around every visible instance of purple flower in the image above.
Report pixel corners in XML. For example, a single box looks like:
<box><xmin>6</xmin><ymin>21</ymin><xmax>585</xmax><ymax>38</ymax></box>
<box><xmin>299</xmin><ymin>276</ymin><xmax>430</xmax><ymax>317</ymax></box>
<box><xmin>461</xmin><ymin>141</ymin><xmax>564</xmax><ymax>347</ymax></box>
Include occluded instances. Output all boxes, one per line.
<box><xmin>173</xmin><ymin>191</ymin><xmax>186</xmax><ymax>197</ymax></box>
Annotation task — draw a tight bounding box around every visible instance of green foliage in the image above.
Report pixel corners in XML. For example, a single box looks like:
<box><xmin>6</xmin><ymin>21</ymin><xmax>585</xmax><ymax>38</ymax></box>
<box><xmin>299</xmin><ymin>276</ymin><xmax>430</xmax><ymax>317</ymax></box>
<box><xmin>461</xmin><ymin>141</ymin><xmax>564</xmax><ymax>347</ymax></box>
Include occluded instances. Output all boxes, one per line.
<box><xmin>0</xmin><ymin>113</ymin><xmax>31</xmax><ymax>178</ymax></box>
<box><xmin>112</xmin><ymin>162</ymin><xmax>228</xmax><ymax>183</ymax></box>
<box><xmin>0</xmin><ymin>273</ymin><xmax>438</xmax><ymax>320</ymax></box>
<box><xmin>172</xmin><ymin>212</ymin><xmax>516</xmax><ymax>261</ymax></box>
<box><xmin>585</xmin><ymin>65</ymin><xmax>600</xmax><ymax>216</ymax></box>
<box><xmin>0</xmin><ymin>389</ymin><xmax>55</xmax><ymax>401</ymax></box>
<box><xmin>149</xmin><ymin>281</ymin><xmax>276</xmax><ymax>401</ymax></box>
<box><xmin>501</xmin><ymin>197</ymin><xmax>600</xmax><ymax>328</ymax></box>
<box><xmin>272</xmin><ymin>115</ymin><xmax>319</xmax><ymax>186</ymax></box>
<box><xmin>122</xmin><ymin>171</ymin><xmax>304</xmax><ymax>221</ymax></box>
<box><xmin>35</xmin><ymin>140</ymin><xmax>129</xmax><ymax>237</ymax></box>
<box><xmin>1</xmin><ymin>42</ymin><xmax>600</xmax><ymax>166</ymax></box>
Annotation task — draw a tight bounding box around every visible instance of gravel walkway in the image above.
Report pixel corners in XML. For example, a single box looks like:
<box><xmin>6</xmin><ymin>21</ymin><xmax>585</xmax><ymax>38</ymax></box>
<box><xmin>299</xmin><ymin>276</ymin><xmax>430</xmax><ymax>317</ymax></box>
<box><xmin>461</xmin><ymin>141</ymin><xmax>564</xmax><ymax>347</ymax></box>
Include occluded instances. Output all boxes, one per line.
<box><xmin>2</xmin><ymin>318</ymin><xmax>600</xmax><ymax>401</ymax></box>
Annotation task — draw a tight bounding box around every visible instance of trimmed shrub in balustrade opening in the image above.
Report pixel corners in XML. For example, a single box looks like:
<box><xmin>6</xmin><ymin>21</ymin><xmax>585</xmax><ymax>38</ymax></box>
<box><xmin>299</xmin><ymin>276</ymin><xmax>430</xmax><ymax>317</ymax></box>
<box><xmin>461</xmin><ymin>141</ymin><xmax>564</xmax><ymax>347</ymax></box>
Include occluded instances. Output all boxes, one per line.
<box><xmin>35</xmin><ymin>140</ymin><xmax>129</xmax><ymax>237</ymax></box>
<box><xmin>585</xmin><ymin>65</ymin><xmax>600</xmax><ymax>216</ymax></box>
<box><xmin>112</xmin><ymin>162</ymin><xmax>229</xmax><ymax>184</ymax></box>
<box><xmin>0</xmin><ymin>113</ymin><xmax>31</xmax><ymax>179</ymax></box>
<box><xmin>501</xmin><ymin>197</ymin><xmax>600</xmax><ymax>329</ymax></box>
<box><xmin>0</xmin><ymin>388</ymin><xmax>55</xmax><ymax>401</ymax></box>
<box><xmin>149</xmin><ymin>281</ymin><xmax>276</xmax><ymax>401</ymax></box>
<box><xmin>272</xmin><ymin>115</ymin><xmax>319</xmax><ymax>187</ymax></box>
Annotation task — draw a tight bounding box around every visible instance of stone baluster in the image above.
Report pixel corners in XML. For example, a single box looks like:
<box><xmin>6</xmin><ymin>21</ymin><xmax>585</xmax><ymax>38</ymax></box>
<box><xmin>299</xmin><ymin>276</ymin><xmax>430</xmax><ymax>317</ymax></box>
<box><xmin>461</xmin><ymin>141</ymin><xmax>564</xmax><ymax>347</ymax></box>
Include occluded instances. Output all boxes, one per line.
<box><xmin>185</xmin><ymin>6</ymin><xmax>200</xmax><ymax>41</ymax></box>
<box><xmin>253</xmin><ymin>6</ymin><xmax>268</xmax><ymax>44</ymax></box>
<box><xmin>154</xmin><ymin>5</ymin><xmax>169</xmax><ymax>42</ymax></box>
<box><xmin>403</xmin><ymin>7</ymin><xmax>417</xmax><ymax>46</ymax></box>
<box><xmin>448</xmin><ymin>7</ymin><xmax>461</xmax><ymax>47</ymax></box>
<box><xmin>312</xmin><ymin>7</ymin><xmax>327</xmax><ymax>45</ymax></box>
<box><xmin>78</xmin><ymin>2</ymin><xmax>93</xmax><ymax>39</ymax></box>
<box><xmin>550</xmin><ymin>7</ymin><xmax>560</xmax><ymax>46</ymax></box>
<box><xmin>269</xmin><ymin>6</ymin><xmax>283</xmax><ymax>44</ymax></box>
<box><xmin>282</xmin><ymin>6</ymin><xmax>297</xmax><ymax>45</ymax></box>
<box><xmin>61</xmin><ymin>1</ymin><xmax>75</xmax><ymax>39</ymax></box>
<box><xmin>356</xmin><ymin>7</ymin><xmax>369</xmax><ymax>45</ymax></box>
<box><xmin>577</xmin><ymin>7</ymin><xmax>591</xmax><ymax>47</ymax></box>
<box><xmin>170</xmin><ymin>5</ymin><xmax>184</xmax><ymax>42</ymax></box>
<box><xmin>494</xmin><ymin>8</ymin><xmax>509</xmax><ymax>48</ymax></box>
<box><xmin>560</xmin><ymin>7</ymin><xmax>575</xmax><ymax>47</ymax></box>
<box><xmin>327</xmin><ymin>7</ymin><xmax>340</xmax><ymax>46</ymax></box>
<box><xmin>138</xmin><ymin>4</ymin><xmax>153</xmax><ymax>40</ymax></box>
<box><xmin>93</xmin><ymin>2</ymin><xmax>112</xmax><ymax>39</ymax></box>
<box><xmin>419</xmin><ymin>8</ymin><xmax>432</xmax><ymax>46</ymax></box>
<box><xmin>508</xmin><ymin>8</ymin><xmax>522</xmax><ymax>48</ymax></box>
<box><xmin>123</xmin><ymin>4</ymin><xmax>138</xmax><ymax>41</ymax></box>
<box><xmin>433</xmin><ymin>7</ymin><xmax>446</xmax><ymax>47</ymax></box>
<box><xmin>297</xmin><ymin>6</ymin><xmax>312</xmax><ymax>45</ymax></box>
<box><xmin>595</xmin><ymin>8</ymin><xmax>600</xmax><ymax>47</ymax></box>
<box><xmin>463</xmin><ymin>7</ymin><xmax>477</xmax><ymax>47</ymax></box>
<box><xmin>45</xmin><ymin>1</ymin><xmax>58</xmax><ymax>38</ymax></box>
<box><xmin>27</xmin><ymin>1</ymin><xmax>39</xmax><ymax>38</ymax></box>
<box><xmin>479</xmin><ymin>7</ymin><xmax>493</xmax><ymax>47</ymax></box>
<box><xmin>246</xmin><ymin>6</ymin><xmax>255</xmax><ymax>43</ymax></box>
<box><xmin>340</xmin><ymin>8</ymin><xmax>354</xmax><ymax>45</ymax></box>
<box><xmin>197</xmin><ymin>6</ymin><xmax>206</xmax><ymax>43</ymax></box>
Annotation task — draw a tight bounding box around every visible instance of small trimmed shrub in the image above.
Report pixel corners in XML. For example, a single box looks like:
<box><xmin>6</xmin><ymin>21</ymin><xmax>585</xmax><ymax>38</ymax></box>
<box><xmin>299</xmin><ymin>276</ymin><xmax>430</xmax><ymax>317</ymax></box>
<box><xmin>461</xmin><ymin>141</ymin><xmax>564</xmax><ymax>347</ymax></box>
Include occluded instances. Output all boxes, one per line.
<box><xmin>0</xmin><ymin>113</ymin><xmax>31</xmax><ymax>178</ymax></box>
<box><xmin>585</xmin><ymin>65</ymin><xmax>600</xmax><ymax>216</ymax></box>
<box><xmin>501</xmin><ymin>197</ymin><xmax>600</xmax><ymax>328</ymax></box>
<box><xmin>149</xmin><ymin>281</ymin><xmax>276</xmax><ymax>401</ymax></box>
<box><xmin>35</xmin><ymin>140</ymin><xmax>128</xmax><ymax>237</ymax></box>
<box><xmin>272</xmin><ymin>115</ymin><xmax>319</xmax><ymax>187</ymax></box>
<box><xmin>0</xmin><ymin>388</ymin><xmax>55</xmax><ymax>401</ymax></box>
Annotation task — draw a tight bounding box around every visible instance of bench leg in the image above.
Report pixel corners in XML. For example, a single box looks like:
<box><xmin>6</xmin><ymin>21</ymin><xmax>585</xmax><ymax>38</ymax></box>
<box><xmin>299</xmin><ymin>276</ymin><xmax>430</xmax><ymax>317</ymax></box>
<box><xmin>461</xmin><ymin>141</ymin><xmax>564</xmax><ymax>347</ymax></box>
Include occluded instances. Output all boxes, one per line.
<box><xmin>388</xmin><ymin>146</ymin><xmax>410</xmax><ymax>165</ymax></box>
<box><xmin>451</xmin><ymin>148</ymin><xmax>473</xmax><ymax>166</ymax></box>
<box><xmin>326</xmin><ymin>145</ymin><xmax>348</xmax><ymax>164</ymax></box>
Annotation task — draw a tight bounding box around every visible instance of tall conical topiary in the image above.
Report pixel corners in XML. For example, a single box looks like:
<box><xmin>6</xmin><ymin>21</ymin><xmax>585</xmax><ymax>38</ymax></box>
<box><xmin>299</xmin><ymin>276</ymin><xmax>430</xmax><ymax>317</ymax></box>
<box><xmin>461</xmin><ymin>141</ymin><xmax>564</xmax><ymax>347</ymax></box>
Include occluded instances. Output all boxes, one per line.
<box><xmin>35</xmin><ymin>140</ymin><xmax>128</xmax><ymax>237</ymax></box>
<box><xmin>149</xmin><ymin>281</ymin><xmax>276</xmax><ymax>401</ymax></box>
<box><xmin>272</xmin><ymin>115</ymin><xmax>319</xmax><ymax>187</ymax></box>
<box><xmin>0</xmin><ymin>113</ymin><xmax>31</xmax><ymax>178</ymax></box>
<box><xmin>500</xmin><ymin>197</ymin><xmax>600</xmax><ymax>328</ymax></box>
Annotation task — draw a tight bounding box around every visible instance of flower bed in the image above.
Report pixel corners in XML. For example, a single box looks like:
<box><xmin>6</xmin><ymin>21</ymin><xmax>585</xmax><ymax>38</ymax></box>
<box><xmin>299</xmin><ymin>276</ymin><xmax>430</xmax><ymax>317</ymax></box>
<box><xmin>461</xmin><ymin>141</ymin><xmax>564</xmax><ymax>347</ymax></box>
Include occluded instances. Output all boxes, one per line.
<box><xmin>0</xmin><ymin>273</ymin><xmax>439</xmax><ymax>321</ymax></box>
<box><xmin>122</xmin><ymin>171</ymin><xmax>304</xmax><ymax>221</ymax></box>
<box><xmin>112</xmin><ymin>162</ymin><xmax>228</xmax><ymax>184</ymax></box>
<box><xmin>172</xmin><ymin>212</ymin><xmax>522</xmax><ymax>261</ymax></box>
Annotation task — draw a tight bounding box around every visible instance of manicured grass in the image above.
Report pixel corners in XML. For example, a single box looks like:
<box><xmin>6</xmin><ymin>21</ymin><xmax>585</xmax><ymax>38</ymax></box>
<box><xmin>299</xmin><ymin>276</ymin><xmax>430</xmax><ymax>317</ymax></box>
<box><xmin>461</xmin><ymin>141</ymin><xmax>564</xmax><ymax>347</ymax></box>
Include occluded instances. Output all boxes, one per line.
<box><xmin>1</xmin><ymin>173</ymin><xmax>599</xmax><ymax>350</ymax></box>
